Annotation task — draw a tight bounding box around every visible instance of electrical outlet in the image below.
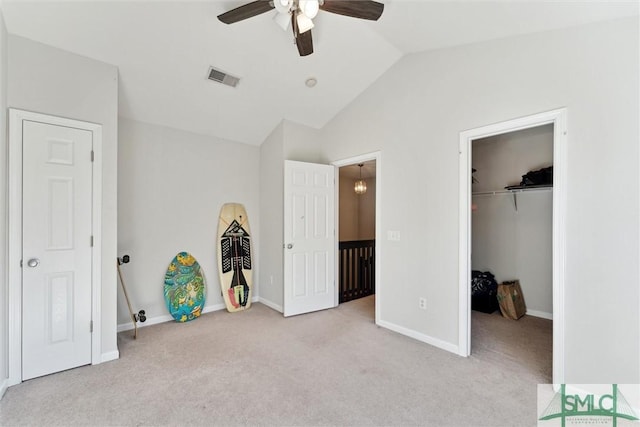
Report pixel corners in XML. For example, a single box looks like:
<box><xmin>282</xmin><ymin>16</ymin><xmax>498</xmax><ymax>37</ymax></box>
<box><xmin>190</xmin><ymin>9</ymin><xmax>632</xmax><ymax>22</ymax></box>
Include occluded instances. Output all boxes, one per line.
<box><xmin>419</xmin><ymin>297</ymin><xmax>427</xmax><ymax>310</ymax></box>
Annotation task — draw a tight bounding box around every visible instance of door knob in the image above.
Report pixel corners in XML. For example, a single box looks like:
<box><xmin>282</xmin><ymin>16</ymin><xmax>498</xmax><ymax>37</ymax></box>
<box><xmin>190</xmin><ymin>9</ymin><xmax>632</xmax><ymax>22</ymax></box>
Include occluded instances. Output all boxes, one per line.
<box><xmin>27</xmin><ymin>258</ymin><xmax>40</xmax><ymax>268</ymax></box>
<box><xmin>287</xmin><ymin>243</ymin><xmax>293</xmax><ymax>249</ymax></box>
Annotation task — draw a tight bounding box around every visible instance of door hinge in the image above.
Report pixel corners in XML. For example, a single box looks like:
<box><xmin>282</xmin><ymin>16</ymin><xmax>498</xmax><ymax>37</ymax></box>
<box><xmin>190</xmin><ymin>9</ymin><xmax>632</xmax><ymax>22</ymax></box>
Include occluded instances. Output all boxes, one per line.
<box><xmin>91</xmin><ymin>150</ymin><xmax>94</xmax><ymax>162</ymax></box>
<box><xmin>90</xmin><ymin>235</ymin><xmax>94</xmax><ymax>247</ymax></box>
<box><xmin>90</xmin><ymin>320</ymin><xmax>93</xmax><ymax>333</ymax></box>
<box><xmin>20</xmin><ymin>259</ymin><xmax>23</xmax><ymax>268</ymax></box>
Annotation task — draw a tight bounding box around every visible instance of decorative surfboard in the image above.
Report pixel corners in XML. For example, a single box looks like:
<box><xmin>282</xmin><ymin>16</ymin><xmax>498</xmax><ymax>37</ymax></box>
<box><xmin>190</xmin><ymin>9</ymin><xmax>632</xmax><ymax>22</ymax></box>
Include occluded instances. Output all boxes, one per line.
<box><xmin>217</xmin><ymin>203</ymin><xmax>253</xmax><ymax>312</ymax></box>
<box><xmin>164</xmin><ymin>252</ymin><xmax>206</xmax><ymax>322</ymax></box>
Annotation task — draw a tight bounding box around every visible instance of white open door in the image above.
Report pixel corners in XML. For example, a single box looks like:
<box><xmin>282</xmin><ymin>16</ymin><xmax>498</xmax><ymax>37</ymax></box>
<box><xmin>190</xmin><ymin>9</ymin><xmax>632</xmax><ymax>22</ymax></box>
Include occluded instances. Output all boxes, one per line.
<box><xmin>284</xmin><ymin>160</ymin><xmax>335</xmax><ymax>317</ymax></box>
<box><xmin>21</xmin><ymin>120</ymin><xmax>93</xmax><ymax>380</ymax></box>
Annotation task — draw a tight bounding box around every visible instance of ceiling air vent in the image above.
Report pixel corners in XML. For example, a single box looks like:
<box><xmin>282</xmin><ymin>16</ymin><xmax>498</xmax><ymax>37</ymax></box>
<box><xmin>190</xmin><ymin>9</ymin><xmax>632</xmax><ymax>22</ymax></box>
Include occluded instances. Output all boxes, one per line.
<box><xmin>207</xmin><ymin>66</ymin><xmax>240</xmax><ymax>88</ymax></box>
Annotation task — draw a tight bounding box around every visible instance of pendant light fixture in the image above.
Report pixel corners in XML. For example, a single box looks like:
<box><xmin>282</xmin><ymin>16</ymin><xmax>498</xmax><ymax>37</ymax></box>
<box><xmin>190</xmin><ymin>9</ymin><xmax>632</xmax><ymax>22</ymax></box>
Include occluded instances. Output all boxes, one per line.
<box><xmin>354</xmin><ymin>163</ymin><xmax>367</xmax><ymax>195</ymax></box>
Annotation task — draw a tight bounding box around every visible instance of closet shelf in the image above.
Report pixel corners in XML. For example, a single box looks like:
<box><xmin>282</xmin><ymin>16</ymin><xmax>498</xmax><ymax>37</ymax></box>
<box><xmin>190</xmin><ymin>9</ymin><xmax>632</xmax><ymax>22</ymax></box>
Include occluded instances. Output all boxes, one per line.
<box><xmin>472</xmin><ymin>185</ymin><xmax>552</xmax><ymax>197</ymax></box>
<box><xmin>472</xmin><ymin>185</ymin><xmax>552</xmax><ymax>212</ymax></box>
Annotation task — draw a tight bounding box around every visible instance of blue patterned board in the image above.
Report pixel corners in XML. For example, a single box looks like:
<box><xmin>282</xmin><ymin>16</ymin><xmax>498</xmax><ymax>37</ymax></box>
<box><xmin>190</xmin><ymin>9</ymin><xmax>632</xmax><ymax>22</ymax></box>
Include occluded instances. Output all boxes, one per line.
<box><xmin>164</xmin><ymin>252</ymin><xmax>206</xmax><ymax>322</ymax></box>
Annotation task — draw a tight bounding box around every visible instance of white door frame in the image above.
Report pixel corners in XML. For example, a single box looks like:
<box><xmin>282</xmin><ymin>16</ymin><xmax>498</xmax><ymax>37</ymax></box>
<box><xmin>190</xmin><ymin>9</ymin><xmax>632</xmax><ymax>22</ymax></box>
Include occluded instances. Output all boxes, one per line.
<box><xmin>458</xmin><ymin>109</ymin><xmax>566</xmax><ymax>385</ymax></box>
<box><xmin>7</xmin><ymin>109</ymin><xmax>103</xmax><ymax>386</ymax></box>
<box><xmin>332</xmin><ymin>151</ymin><xmax>381</xmax><ymax>325</ymax></box>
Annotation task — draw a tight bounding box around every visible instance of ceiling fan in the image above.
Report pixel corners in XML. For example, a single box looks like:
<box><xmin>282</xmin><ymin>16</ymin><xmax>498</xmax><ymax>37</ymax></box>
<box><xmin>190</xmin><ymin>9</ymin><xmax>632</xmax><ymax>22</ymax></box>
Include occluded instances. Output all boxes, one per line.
<box><xmin>217</xmin><ymin>0</ymin><xmax>384</xmax><ymax>57</ymax></box>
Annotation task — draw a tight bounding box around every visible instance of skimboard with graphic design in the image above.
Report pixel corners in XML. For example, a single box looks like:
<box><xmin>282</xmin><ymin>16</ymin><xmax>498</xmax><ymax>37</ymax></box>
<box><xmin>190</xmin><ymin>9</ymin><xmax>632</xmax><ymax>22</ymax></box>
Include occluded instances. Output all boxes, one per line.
<box><xmin>164</xmin><ymin>252</ymin><xmax>206</xmax><ymax>322</ymax></box>
<box><xmin>217</xmin><ymin>203</ymin><xmax>253</xmax><ymax>312</ymax></box>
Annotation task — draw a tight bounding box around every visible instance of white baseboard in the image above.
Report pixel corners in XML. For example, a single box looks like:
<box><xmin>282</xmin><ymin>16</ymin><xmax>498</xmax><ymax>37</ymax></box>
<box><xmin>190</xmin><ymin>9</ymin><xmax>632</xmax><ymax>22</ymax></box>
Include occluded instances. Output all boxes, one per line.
<box><xmin>258</xmin><ymin>297</ymin><xmax>283</xmax><ymax>313</ymax></box>
<box><xmin>7</xmin><ymin>376</ymin><xmax>20</xmax><ymax>387</ymax></box>
<box><xmin>117</xmin><ymin>312</ymin><xmax>173</xmax><ymax>333</ymax></box>
<box><xmin>376</xmin><ymin>319</ymin><xmax>459</xmax><ymax>355</ymax></box>
<box><xmin>100</xmin><ymin>350</ymin><xmax>120</xmax><ymax>363</ymax></box>
<box><xmin>117</xmin><ymin>296</ymin><xmax>260</xmax><ymax>332</ymax></box>
<box><xmin>526</xmin><ymin>309</ymin><xmax>553</xmax><ymax>320</ymax></box>
<box><xmin>0</xmin><ymin>378</ymin><xmax>8</xmax><ymax>400</ymax></box>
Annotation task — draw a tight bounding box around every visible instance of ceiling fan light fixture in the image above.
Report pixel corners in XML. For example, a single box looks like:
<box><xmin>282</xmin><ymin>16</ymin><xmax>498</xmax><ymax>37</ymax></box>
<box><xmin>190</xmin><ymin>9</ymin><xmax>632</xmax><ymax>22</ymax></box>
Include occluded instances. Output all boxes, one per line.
<box><xmin>274</xmin><ymin>0</ymin><xmax>291</xmax><ymax>13</ymax></box>
<box><xmin>296</xmin><ymin>11</ymin><xmax>314</xmax><ymax>33</ymax></box>
<box><xmin>217</xmin><ymin>0</ymin><xmax>384</xmax><ymax>57</ymax></box>
<box><xmin>273</xmin><ymin>11</ymin><xmax>291</xmax><ymax>31</ymax></box>
<box><xmin>300</xmin><ymin>0</ymin><xmax>319</xmax><ymax>19</ymax></box>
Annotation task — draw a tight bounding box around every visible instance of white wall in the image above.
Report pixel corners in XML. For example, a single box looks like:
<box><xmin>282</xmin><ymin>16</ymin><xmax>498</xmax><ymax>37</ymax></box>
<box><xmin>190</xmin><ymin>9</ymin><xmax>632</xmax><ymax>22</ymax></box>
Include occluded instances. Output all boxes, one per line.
<box><xmin>0</xmin><ymin>9</ymin><xmax>8</xmax><ymax>398</ymax></box>
<box><xmin>258</xmin><ymin>122</ymin><xmax>285</xmax><ymax>311</ymax></box>
<box><xmin>282</xmin><ymin>120</ymin><xmax>324</xmax><ymax>164</ymax></box>
<box><xmin>257</xmin><ymin>120</ymin><xmax>323</xmax><ymax>311</ymax></box>
<box><xmin>472</xmin><ymin>125</ymin><xmax>553</xmax><ymax>192</ymax></box>
<box><xmin>317</xmin><ymin>17</ymin><xmax>639</xmax><ymax>383</ymax></box>
<box><xmin>472</xmin><ymin>192</ymin><xmax>553</xmax><ymax>316</ymax></box>
<box><xmin>339</xmin><ymin>174</ymin><xmax>376</xmax><ymax>241</ymax></box>
<box><xmin>472</xmin><ymin>125</ymin><xmax>553</xmax><ymax>316</ymax></box>
<box><xmin>117</xmin><ymin>118</ymin><xmax>260</xmax><ymax>325</ymax></box>
<box><xmin>358</xmin><ymin>178</ymin><xmax>376</xmax><ymax>240</ymax></box>
<box><xmin>339</xmin><ymin>174</ymin><xmax>359</xmax><ymax>241</ymax></box>
<box><xmin>7</xmin><ymin>36</ymin><xmax>119</xmax><ymax>361</ymax></box>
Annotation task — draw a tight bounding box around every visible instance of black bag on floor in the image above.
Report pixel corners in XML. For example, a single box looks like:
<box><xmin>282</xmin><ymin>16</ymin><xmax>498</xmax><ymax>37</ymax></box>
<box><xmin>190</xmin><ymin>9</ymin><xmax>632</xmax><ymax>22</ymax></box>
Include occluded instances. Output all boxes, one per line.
<box><xmin>471</xmin><ymin>270</ymin><xmax>499</xmax><ymax>313</ymax></box>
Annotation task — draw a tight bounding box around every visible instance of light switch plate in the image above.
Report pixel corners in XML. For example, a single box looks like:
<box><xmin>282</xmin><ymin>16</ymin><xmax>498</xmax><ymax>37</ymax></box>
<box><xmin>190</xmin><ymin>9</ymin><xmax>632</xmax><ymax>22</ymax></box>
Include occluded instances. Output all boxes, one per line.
<box><xmin>387</xmin><ymin>230</ymin><xmax>401</xmax><ymax>241</ymax></box>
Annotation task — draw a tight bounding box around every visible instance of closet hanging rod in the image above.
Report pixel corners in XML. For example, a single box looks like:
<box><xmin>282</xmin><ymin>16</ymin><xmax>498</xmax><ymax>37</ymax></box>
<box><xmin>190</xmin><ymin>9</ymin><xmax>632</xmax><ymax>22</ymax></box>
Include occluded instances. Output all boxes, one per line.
<box><xmin>472</xmin><ymin>186</ymin><xmax>552</xmax><ymax>212</ymax></box>
<box><xmin>472</xmin><ymin>187</ymin><xmax>553</xmax><ymax>197</ymax></box>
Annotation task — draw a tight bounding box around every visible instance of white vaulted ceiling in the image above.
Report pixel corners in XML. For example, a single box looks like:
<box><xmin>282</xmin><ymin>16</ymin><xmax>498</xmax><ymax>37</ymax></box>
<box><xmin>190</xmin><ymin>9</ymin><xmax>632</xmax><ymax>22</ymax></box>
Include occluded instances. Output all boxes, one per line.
<box><xmin>2</xmin><ymin>1</ymin><xmax>637</xmax><ymax>146</ymax></box>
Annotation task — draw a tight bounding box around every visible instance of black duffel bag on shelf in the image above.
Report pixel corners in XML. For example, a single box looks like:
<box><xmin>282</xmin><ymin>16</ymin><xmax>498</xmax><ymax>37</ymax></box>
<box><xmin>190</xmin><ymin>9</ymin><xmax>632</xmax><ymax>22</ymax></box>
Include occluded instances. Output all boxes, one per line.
<box><xmin>520</xmin><ymin>166</ymin><xmax>553</xmax><ymax>187</ymax></box>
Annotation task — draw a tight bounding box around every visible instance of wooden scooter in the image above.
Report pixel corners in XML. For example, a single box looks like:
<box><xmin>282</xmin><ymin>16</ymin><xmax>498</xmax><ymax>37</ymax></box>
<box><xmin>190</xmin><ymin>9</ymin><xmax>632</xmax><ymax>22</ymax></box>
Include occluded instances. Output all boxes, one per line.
<box><xmin>116</xmin><ymin>255</ymin><xmax>146</xmax><ymax>339</ymax></box>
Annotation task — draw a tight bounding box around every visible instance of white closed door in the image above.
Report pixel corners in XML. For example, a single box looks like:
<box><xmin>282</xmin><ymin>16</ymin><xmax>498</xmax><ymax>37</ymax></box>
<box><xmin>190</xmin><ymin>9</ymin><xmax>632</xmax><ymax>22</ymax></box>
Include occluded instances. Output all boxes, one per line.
<box><xmin>22</xmin><ymin>120</ymin><xmax>93</xmax><ymax>380</ymax></box>
<box><xmin>284</xmin><ymin>160</ymin><xmax>335</xmax><ymax>317</ymax></box>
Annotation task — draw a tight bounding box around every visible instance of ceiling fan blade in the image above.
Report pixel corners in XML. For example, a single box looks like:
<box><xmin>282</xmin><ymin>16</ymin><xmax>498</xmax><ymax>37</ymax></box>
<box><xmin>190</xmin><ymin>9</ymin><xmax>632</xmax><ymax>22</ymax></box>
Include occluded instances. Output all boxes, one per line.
<box><xmin>320</xmin><ymin>0</ymin><xmax>384</xmax><ymax>21</ymax></box>
<box><xmin>217</xmin><ymin>1</ymin><xmax>275</xmax><ymax>24</ymax></box>
<box><xmin>296</xmin><ymin>30</ymin><xmax>314</xmax><ymax>56</ymax></box>
<box><xmin>292</xmin><ymin>13</ymin><xmax>314</xmax><ymax>56</ymax></box>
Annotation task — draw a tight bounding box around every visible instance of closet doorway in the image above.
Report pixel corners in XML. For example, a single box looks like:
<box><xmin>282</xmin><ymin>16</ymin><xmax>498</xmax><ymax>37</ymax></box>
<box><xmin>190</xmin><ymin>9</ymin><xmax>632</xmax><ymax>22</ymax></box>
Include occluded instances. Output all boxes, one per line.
<box><xmin>472</xmin><ymin>125</ymin><xmax>553</xmax><ymax>379</ymax></box>
<box><xmin>458</xmin><ymin>109</ymin><xmax>567</xmax><ymax>385</ymax></box>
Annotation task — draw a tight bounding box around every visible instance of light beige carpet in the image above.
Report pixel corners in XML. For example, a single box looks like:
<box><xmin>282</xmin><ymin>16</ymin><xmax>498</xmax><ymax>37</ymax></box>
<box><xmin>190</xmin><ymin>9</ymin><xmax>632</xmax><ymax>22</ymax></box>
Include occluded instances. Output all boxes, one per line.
<box><xmin>0</xmin><ymin>297</ymin><xmax>551</xmax><ymax>426</ymax></box>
